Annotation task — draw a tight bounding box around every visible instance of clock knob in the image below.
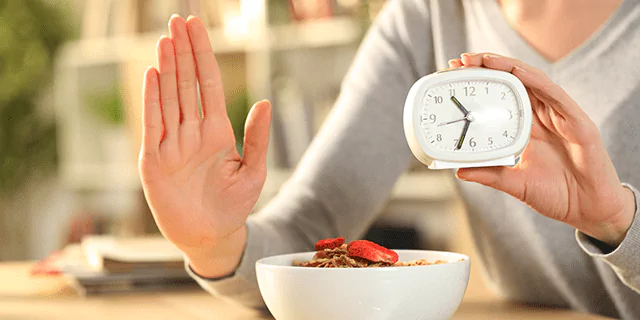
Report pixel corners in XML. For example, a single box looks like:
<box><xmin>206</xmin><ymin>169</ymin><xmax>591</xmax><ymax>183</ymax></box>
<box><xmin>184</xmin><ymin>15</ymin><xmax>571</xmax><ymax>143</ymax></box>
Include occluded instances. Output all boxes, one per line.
<box><xmin>466</xmin><ymin>112</ymin><xmax>477</xmax><ymax>122</ymax></box>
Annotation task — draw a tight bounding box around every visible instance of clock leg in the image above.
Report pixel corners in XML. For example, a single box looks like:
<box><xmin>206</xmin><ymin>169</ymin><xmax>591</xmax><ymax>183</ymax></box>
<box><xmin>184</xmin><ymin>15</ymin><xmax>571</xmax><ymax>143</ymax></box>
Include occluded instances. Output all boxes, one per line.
<box><xmin>429</xmin><ymin>156</ymin><xmax>517</xmax><ymax>170</ymax></box>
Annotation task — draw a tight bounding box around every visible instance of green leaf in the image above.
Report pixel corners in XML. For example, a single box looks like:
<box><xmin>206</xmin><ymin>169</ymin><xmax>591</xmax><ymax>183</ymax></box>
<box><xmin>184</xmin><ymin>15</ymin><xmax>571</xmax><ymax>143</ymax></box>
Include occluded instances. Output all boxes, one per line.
<box><xmin>0</xmin><ymin>0</ymin><xmax>71</xmax><ymax>193</ymax></box>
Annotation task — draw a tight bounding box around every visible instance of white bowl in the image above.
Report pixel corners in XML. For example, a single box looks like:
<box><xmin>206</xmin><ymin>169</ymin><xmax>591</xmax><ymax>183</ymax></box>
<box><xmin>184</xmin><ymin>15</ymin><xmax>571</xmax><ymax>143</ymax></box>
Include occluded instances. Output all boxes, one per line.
<box><xmin>256</xmin><ymin>250</ymin><xmax>470</xmax><ymax>320</ymax></box>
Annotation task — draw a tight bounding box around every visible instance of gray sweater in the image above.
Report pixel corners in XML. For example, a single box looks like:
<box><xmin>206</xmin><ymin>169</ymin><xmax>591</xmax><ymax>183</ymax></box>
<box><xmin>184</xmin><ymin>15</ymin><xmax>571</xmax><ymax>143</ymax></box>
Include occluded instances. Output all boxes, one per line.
<box><xmin>186</xmin><ymin>0</ymin><xmax>640</xmax><ymax>318</ymax></box>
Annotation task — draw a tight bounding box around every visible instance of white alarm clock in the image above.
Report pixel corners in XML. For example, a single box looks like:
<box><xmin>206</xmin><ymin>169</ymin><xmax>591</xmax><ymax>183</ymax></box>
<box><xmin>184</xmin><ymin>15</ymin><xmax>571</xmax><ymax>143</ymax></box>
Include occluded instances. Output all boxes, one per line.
<box><xmin>403</xmin><ymin>68</ymin><xmax>532</xmax><ymax>169</ymax></box>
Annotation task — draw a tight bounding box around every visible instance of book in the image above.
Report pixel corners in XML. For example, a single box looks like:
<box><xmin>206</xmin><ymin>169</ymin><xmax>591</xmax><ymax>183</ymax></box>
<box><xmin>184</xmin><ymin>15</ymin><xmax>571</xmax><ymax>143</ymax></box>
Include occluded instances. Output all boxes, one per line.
<box><xmin>58</xmin><ymin>241</ymin><xmax>197</xmax><ymax>296</ymax></box>
<box><xmin>81</xmin><ymin>235</ymin><xmax>185</xmax><ymax>274</ymax></box>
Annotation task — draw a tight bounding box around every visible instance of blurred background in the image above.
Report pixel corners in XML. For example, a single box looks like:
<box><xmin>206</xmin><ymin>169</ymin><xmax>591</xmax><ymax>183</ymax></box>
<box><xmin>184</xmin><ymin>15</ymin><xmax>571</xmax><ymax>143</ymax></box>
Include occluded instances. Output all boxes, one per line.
<box><xmin>1</xmin><ymin>0</ymin><xmax>469</xmax><ymax>263</ymax></box>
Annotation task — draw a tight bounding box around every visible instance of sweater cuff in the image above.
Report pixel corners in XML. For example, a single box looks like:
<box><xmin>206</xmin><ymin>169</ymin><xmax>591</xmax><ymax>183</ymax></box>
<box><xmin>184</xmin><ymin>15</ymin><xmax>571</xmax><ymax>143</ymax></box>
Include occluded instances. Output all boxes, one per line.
<box><xmin>576</xmin><ymin>183</ymin><xmax>640</xmax><ymax>275</ymax></box>
<box><xmin>184</xmin><ymin>219</ymin><xmax>267</xmax><ymax>309</ymax></box>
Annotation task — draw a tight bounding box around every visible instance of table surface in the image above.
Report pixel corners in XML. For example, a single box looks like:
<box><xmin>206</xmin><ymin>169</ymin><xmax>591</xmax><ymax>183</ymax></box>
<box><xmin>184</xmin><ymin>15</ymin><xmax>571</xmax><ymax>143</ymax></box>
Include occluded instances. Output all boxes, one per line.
<box><xmin>0</xmin><ymin>262</ymin><xmax>610</xmax><ymax>320</ymax></box>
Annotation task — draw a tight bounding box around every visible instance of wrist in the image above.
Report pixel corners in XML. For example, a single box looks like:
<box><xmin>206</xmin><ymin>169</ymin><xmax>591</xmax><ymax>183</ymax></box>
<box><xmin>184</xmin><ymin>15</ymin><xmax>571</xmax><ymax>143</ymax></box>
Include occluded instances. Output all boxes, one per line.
<box><xmin>182</xmin><ymin>225</ymin><xmax>247</xmax><ymax>279</ymax></box>
<box><xmin>584</xmin><ymin>186</ymin><xmax>636</xmax><ymax>247</ymax></box>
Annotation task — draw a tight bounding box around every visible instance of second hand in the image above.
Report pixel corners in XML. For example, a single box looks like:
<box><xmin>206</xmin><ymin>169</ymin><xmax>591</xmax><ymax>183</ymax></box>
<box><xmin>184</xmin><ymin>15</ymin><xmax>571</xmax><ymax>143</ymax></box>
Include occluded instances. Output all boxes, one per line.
<box><xmin>438</xmin><ymin>118</ymin><xmax>467</xmax><ymax>126</ymax></box>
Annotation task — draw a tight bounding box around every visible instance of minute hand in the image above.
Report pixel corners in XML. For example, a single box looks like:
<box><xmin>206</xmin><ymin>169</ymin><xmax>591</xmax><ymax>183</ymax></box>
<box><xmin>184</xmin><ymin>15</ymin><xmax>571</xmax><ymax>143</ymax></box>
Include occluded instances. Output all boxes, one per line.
<box><xmin>450</xmin><ymin>96</ymin><xmax>469</xmax><ymax>116</ymax></box>
<box><xmin>456</xmin><ymin>120</ymin><xmax>471</xmax><ymax>150</ymax></box>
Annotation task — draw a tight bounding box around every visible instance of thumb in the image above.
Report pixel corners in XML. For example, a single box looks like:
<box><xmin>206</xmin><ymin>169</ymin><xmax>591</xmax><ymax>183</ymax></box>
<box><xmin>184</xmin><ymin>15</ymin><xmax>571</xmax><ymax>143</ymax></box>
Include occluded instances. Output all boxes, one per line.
<box><xmin>241</xmin><ymin>100</ymin><xmax>272</xmax><ymax>173</ymax></box>
<box><xmin>456</xmin><ymin>166</ymin><xmax>525</xmax><ymax>200</ymax></box>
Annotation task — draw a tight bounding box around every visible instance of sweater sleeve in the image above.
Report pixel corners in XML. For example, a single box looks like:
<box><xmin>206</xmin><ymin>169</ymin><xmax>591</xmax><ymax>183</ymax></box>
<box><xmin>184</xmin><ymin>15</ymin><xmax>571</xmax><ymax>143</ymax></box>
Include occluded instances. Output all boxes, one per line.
<box><xmin>185</xmin><ymin>0</ymin><xmax>437</xmax><ymax>309</ymax></box>
<box><xmin>576</xmin><ymin>183</ymin><xmax>640</xmax><ymax>294</ymax></box>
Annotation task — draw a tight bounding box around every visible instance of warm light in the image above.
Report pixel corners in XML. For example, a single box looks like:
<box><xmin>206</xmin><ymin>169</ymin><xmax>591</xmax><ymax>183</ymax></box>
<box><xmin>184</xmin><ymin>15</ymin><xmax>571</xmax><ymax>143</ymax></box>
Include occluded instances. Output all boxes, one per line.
<box><xmin>240</xmin><ymin>0</ymin><xmax>263</xmax><ymax>21</ymax></box>
<box><xmin>475</xmin><ymin>107</ymin><xmax>512</xmax><ymax>124</ymax></box>
<box><xmin>224</xmin><ymin>12</ymin><xmax>250</xmax><ymax>39</ymax></box>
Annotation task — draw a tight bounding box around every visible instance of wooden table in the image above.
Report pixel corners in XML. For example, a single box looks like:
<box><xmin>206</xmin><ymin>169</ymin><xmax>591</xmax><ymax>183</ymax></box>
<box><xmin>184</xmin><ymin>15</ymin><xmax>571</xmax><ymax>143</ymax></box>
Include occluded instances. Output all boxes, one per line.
<box><xmin>0</xmin><ymin>262</ymin><xmax>610</xmax><ymax>320</ymax></box>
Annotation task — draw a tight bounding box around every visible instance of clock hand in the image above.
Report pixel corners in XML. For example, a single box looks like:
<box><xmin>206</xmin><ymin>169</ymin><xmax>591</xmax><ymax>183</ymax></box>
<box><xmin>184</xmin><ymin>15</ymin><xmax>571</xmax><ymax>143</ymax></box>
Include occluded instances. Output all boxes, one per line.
<box><xmin>438</xmin><ymin>118</ymin><xmax>467</xmax><ymax>126</ymax></box>
<box><xmin>438</xmin><ymin>111</ymin><xmax>477</xmax><ymax>127</ymax></box>
<box><xmin>456</xmin><ymin>120</ymin><xmax>471</xmax><ymax>150</ymax></box>
<box><xmin>450</xmin><ymin>96</ymin><xmax>469</xmax><ymax>116</ymax></box>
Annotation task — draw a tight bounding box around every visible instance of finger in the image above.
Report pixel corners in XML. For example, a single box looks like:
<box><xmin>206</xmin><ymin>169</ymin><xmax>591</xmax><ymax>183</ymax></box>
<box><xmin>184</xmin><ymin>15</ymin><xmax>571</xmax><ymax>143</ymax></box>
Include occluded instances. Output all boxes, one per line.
<box><xmin>157</xmin><ymin>36</ymin><xmax>180</xmax><ymax>140</ymax></box>
<box><xmin>461</xmin><ymin>52</ymin><xmax>541</xmax><ymax>74</ymax></box>
<box><xmin>456</xmin><ymin>166</ymin><xmax>525</xmax><ymax>201</ymax></box>
<box><xmin>142</xmin><ymin>67</ymin><xmax>163</xmax><ymax>155</ymax></box>
<box><xmin>169</xmin><ymin>14</ymin><xmax>200</xmax><ymax>123</ymax></box>
<box><xmin>460</xmin><ymin>52</ymin><xmax>483</xmax><ymax>66</ymax></box>
<box><xmin>481</xmin><ymin>54</ymin><xmax>587</xmax><ymax>121</ymax></box>
<box><xmin>481</xmin><ymin>53</ymin><xmax>545</xmax><ymax>77</ymax></box>
<box><xmin>461</xmin><ymin>52</ymin><xmax>546</xmax><ymax>77</ymax></box>
<box><xmin>448</xmin><ymin>58</ymin><xmax>463</xmax><ymax>68</ymax></box>
<box><xmin>528</xmin><ymin>90</ymin><xmax>552</xmax><ymax>140</ymax></box>
<box><xmin>241</xmin><ymin>100</ymin><xmax>272</xmax><ymax>174</ymax></box>
<box><xmin>186</xmin><ymin>16</ymin><xmax>227</xmax><ymax>120</ymax></box>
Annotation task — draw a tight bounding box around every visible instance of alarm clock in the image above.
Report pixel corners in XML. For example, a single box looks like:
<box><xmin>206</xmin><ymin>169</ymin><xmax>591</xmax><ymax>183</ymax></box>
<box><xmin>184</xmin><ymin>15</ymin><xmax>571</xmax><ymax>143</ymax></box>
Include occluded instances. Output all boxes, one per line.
<box><xmin>403</xmin><ymin>68</ymin><xmax>532</xmax><ymax>170</ymax></box>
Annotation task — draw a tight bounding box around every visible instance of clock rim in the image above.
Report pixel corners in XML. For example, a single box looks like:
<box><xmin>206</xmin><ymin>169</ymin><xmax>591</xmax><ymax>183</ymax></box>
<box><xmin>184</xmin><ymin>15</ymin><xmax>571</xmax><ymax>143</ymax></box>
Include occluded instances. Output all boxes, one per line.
<box><xmin>403</xmin><ymin>68</ymin><xmax>532</xmax><ymax>165</ymax></box>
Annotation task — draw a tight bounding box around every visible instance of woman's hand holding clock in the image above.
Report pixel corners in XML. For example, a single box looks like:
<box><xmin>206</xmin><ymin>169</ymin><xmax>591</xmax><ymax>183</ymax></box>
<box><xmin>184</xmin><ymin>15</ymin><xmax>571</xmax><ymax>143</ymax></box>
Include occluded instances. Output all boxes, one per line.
<box><xmin>449</xmin><ymin>53</ymin><xmax>635</xmax><ymax>247</ymax></box>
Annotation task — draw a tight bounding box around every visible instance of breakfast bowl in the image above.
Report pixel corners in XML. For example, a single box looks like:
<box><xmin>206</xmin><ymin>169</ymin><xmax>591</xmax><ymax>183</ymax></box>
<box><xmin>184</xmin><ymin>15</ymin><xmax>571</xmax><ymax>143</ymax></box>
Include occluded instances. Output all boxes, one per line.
<box><xmin>255</xmin><ymin>250</ymin><xmax>470</xmax><ymax>320</ymax></box>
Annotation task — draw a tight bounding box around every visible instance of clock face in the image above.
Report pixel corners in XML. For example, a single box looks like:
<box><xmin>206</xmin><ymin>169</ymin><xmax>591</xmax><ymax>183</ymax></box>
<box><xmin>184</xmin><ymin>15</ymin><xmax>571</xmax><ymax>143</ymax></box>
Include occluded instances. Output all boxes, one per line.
<box><xmin>404</xmin><ymin>68</ymin><xmax>532</xmax><ymax>169</ymax></box>
<box><xmin>419</xmin><ymin>80</ymin><xmax>523</xmax><ymax>153</ymax></box>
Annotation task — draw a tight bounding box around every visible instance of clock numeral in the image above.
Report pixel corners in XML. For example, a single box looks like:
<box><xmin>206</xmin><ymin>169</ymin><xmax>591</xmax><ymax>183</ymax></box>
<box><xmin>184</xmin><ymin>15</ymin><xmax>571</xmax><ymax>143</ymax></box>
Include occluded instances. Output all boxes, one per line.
<box><xmin>501</xmin><ymin>92</ymin><xmax>507</xmax><ymax>100</ymax></box>
<box><xmin>449</xmin><ymin>89</ymin><xmax>455</xmax><ymax>96</ymax></box>
<box><xmin>485</xmin><ymin>87</ymin><xmax>489</xmax><ymax>94</ymax></box>
<box><xmin>453</xmin><ymin>139</ymin><xmax>459</xmax><ymax>147</ymax></box>
<box><xmin>422</xmin><ymin>114</ymin><xmax>437</xmax><ymax>123</ymax></box>
<box><xmin>507</xmin><ymin>110</ymin><xmax>513</xmax><ymax>119</ymax></box>
<box><xmin>435</xmin><ymin>96</ymin><xmax>443</xmax><ymax>104</ymax></box>
<box><xmin>436</xmin><ymin>134</ymin><xmax>442</xmax><ymax>142</ymax></box>
<box><xmin>503</xmin><ymin>130</ymin><xmax>509</xmax><ymax>138</ymax></box>
<box><xmin>469</xmin><ymin>137</ymin><xmax>476</xmax><ymax>147</ymax></box>
<box><xmin>488</xmin><ymin>137</ymin><xmax>494</xmax><ymax>145</ymax></box>
<box><xmin>464</xmin><ymin>86</ymin><xmax>476</xmax><ymax>96</ymax></box>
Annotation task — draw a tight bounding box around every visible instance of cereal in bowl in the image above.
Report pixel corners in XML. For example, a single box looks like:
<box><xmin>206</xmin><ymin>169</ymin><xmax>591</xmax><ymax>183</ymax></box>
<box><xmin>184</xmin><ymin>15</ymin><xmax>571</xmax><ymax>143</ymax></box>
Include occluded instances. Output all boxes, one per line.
<box><xmin>293</xmin><ymin>238</ymin><xmax>450</xmax><ymax>268</ymax></box>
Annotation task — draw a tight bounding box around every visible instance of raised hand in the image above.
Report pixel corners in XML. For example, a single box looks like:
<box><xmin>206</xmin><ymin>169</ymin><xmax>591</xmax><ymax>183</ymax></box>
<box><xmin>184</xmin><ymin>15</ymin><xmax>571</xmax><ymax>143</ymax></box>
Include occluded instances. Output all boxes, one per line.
<box><xmin>449</xmin><ymin>53</ymin><xmax>635</xmax><ymax>246</ymax></box>
<box><xmin>139</xmin><ymin>15</ymin><xmax>271</xmax><ymax>277</ymax></box>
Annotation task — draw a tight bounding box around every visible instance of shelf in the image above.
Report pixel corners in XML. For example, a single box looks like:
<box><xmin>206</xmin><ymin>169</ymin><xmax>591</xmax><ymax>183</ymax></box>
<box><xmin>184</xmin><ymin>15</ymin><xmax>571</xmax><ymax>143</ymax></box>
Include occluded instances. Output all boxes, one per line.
<box><xmin>60</xmin><ymin>163</ymin><xmax>141</xmax><ymax>191</ymax></box>
<box><xmin>56</xmin><ymin>28</ymin><xmax>250</xmax><ymax>68</ymax></box>
<box><xmin>56</xmin><ymin>17</ymin><xmax>363</xmax><ymax>68</ymax></box>
<box><xmin>269</xmin><ymin>17</ymin><xmax>362</xmax><ymax>50</ymax></box>
<box><xmin>59</xmin><ymin>161</ymin><xmax>455</xmax><ymax>201</ymax></box>
<box><xmin>55</xmin><ymin>160</ymin><xmax>458</xmax><ymax>251</ymax></box>
<box><xmin>256</xmin><ymin>169</ymin><xmax>457</xmax><ymax>209</ymax></box>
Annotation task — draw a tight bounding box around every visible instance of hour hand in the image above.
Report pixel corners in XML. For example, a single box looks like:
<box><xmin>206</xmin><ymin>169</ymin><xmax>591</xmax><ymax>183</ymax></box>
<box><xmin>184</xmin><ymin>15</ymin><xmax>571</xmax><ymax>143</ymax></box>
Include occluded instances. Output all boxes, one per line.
<box><xmin>450</xmin><ymin>96</ymin><xmax>469</xmax><ymax>116</ymax></box>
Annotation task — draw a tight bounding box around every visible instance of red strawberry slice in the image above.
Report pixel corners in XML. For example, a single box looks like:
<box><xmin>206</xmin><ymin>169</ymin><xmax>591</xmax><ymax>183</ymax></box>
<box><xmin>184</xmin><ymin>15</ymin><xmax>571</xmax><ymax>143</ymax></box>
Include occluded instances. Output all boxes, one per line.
<box><xmin>347</xmin><ymin>240</ymin><xmax>399</xmax><ymax>264</ymax></box>
<box><xmin>314</xmin><ymin>237</ymin><xmax>345</xmax><ymax>251</ymax></box>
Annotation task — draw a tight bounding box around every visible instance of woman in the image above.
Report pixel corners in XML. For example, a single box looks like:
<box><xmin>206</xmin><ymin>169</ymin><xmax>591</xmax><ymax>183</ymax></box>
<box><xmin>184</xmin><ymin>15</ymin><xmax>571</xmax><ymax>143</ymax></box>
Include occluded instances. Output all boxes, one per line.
<box><xmin>138</xmin><ymin>0</ymin><xmax>640</xmax><ymax>318</ymax></box>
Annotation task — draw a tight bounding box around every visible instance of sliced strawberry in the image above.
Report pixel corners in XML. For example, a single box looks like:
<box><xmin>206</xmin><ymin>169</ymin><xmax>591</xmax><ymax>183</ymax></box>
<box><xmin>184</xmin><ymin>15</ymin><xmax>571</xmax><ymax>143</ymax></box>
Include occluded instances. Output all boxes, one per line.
<box><xmin>347</xmin><ymin>240</ymin><xmax>399</xmax><ymax>264</ymax></box>
<box><xmin>314</xmin><ymin>237</ymin><xmax>345</xmax><ymax>251</ymax></box>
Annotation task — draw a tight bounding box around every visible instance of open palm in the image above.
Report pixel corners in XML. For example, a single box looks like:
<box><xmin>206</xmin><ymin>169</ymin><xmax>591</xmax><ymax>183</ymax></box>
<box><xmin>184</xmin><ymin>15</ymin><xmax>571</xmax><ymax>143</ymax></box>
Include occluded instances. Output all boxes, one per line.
<box><xmin>139</xmin><ymin>15</ymin><xmax>271</xmax><ymax>252</ymax></box>
<box><xmin>451</xmin><ymin>54</ymin><xmax>634</xmax><ymax>245</ymax></box>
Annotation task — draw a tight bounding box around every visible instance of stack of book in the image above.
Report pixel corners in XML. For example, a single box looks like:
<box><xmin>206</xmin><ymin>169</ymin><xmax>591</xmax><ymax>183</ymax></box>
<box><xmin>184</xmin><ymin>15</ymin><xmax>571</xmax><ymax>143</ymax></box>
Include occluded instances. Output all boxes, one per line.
<box><xmin>59</xmin><ymin>236</ymin><xmax>198</xmax><ymax>296</ymax></box>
